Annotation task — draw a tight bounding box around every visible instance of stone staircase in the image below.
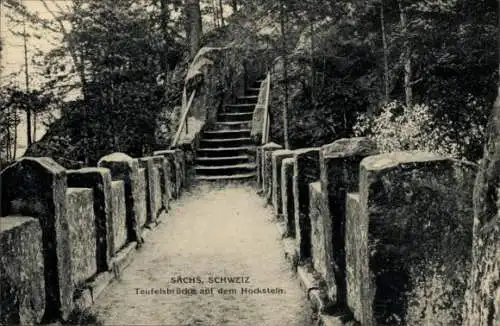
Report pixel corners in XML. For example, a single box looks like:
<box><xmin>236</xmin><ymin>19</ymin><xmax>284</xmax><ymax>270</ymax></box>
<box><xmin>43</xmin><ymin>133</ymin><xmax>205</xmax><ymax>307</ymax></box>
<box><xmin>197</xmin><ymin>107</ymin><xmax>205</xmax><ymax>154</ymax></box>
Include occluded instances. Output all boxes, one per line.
<box><xmin>195</xmin><ymin>82</ymin><xmax>261</xmax><ymax>181</ymax></box>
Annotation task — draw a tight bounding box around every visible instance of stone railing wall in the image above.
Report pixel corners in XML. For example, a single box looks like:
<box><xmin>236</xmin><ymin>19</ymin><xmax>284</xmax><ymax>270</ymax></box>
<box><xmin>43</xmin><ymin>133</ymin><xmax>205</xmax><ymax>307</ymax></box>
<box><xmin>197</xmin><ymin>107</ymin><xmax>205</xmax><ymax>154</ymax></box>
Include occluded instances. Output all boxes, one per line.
<box><xmin>0</xmin><ymin>148</ymin><xmax>191</xmax><ymax>324</ymax></box>
<box><xmin>257</xmin><ymin>137</ymin><xmax>498</xmax><ymax>326</ymax></box>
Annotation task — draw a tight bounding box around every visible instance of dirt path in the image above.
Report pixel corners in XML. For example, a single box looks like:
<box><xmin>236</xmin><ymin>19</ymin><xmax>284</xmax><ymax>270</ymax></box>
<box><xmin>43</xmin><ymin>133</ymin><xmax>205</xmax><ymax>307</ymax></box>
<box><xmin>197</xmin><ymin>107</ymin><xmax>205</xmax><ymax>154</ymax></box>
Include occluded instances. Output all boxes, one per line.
<box><xmin>91</xmin><ymin>183</ymin><xmax>312</xmax><ymax>326</ymax></box>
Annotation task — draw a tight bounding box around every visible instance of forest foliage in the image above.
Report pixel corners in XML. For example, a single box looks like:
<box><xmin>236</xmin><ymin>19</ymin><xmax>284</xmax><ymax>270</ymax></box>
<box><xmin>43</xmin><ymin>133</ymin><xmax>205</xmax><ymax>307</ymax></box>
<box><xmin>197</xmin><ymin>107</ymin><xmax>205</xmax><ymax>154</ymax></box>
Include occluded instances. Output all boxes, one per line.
<box><xmin>0</xmin><ymin>0</ymin><xmax>497</xmax><ymax>166</ymax></box>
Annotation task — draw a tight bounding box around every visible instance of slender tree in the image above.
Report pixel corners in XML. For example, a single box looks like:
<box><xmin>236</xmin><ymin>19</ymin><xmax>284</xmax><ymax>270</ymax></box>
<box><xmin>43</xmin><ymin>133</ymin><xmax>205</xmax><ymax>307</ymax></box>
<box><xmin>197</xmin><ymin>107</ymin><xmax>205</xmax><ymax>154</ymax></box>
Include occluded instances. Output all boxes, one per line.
<box><xmin>380</xmin><ymin>0</ymin><xmax>390</xmax><ymax>104</ymax></box>
<box><xmin>279</xmin><ymin>0</ymin><xmax>290</xmax><ymax>149</ymax></box>
<box><xmin>218</xmin><ymin>0</ymin><xmax>225</xmax><ymax>26</ymax></box>
<box><xmin>185</xmin><ymin>0</ymin><xmax>203</xmax><ymax>58</ymax></box>
<box><xmin>398</xmin><ymin>0</ymin><xmax>412</xmax><ymax>108</ymax></box>
<box><xmin>22</xmin><ymin>10</ymin><xmax>32</xmax><ymax>147</ymax></box>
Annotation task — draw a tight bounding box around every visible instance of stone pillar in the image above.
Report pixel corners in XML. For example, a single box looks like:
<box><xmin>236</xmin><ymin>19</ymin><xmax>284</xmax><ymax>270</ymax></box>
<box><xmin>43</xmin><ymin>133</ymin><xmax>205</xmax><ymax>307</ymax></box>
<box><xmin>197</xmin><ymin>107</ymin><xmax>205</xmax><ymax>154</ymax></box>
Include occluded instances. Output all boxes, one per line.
<box><xmin>318</xmin><ymin>137</ymin><xmax>377</xmax><ymax>304</ymax></box>
<box><xmin>262</xmin><ymin>142</ymin><xmax>283</xmax><ymax>202</ymax></box>
<box><xmin>154</xmin><ymin>150</ymin><xmax>179</xmax><ymax>199</ymax></box>
<box><xmin>67</xmin><ymin>168</ymin><xmax>114</xmax><ymax>272</ymax></box>
<box><xmin>139</xmin><ymin>157</ymin><xmax>162</xmax><ymax>225</ymax></box>
<box><xmin>151</xmin><ymin>155</ymin><xmax>170</xmax><ymax>212</ymax></box>
<box><xmin>256</xmin><ymin>147</ymin><xmax>263</xmax><ymax>191</ymax></box>
<box><xmin>347</xmin><ymin>151</ymin><xmax>476</xmax><ymax>326</ymax></box>
<box><xmin>293</xmin><ymin>148</ymin><xmax>320</xmax><ymax>260</ymax></box>
<box><xmin>0</xmin><ymin>217</ymin><xmax>44</xmax><ymax>324</ymax></box>
<box><xmin>175</xmin><ymin>149</ymin><xmax>185</xmax><ymax>195</ymax></box>
<box><xmin>65</xmin><ymin>188</ymin><xmax>97</xmax><ymax>289</ymax></box>
<box><xmin>1</xmin><ymin>157</ymin><xmax>73</xmax><ymax>320</ymax></box>
<box><xmin>309</xmin><ymin>181</ymin><xmax>330</xmax><ymax>280</ymax></box>
<box><xmin>98</xmin><ymin>153</ymin><xmax>143</xmax><ymax>243</ymax></box>
<box><xmin>271</xmin><ymin>149</ymin><xmax>294</xmax><ymax>218</ymax></box>
<box><xmin>281</xmin><ymin>157</ymin><xmax>296</xmax><ymax>237</ymax></box>
<box><xmin>110</xmin><ymin>181</ymin><xmax>127</xmax><ymax>252</ymax></box>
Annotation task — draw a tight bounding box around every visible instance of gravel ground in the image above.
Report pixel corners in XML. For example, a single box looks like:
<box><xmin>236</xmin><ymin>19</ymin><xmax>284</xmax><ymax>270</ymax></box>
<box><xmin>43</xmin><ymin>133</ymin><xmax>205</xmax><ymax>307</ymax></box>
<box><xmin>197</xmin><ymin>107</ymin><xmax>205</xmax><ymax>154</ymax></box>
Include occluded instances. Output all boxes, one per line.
<box><xmin>91</xmin><ymin>183</ymin><xmax>313</xmax><ymax>326</ymax></box>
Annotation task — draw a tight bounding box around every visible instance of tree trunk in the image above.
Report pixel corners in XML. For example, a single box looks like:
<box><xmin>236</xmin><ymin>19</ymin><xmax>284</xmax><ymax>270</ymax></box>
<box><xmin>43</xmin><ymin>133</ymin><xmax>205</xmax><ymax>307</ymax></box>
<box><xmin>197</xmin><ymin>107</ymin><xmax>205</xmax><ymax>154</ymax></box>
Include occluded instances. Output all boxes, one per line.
<box><xmin>185</xmin><ymin>0</ymin><xmax>202</xmax><ymax>59</ymax></box>
<box><xmin>398</xmin><ymin>0</ymin><xmax>412</xmax><ymax>108</ymax></box>
<box><xmin>211</xmin><ymin>0</ymin><xmax>218</xmax><ymax>28</ymax></box>
<box><xmin>309</xmin><ymin>19</ymin><xmax>315</xmax><ymax>105</ymax></box>
<box><xmin>231</xmin><ymin>0</ymin><xmax>237</xmax><ymax>12</ymax></box>
<box><xmin>160</xmin><ymin>0</ymin><xmax>170</xmax><ymax>72</ymax></box>
<box><xmin>381</xmin><ymin>1</ymin><xmax>390</xmax><ymax>104</ymax></box>
<box><xmin>212</xmin><ymin>0</ymin><xmax>219</xmax><ymax>28</ymax></box>
<box><xmin>23</xmin><ymin>17</ymin><xmax>32</xmax><ymax>147</ymax></box>
<box><xmin>218</xmin><ymin>0</ymin><xmax>224</xmax><ymax>26</ymax></box>
<box><xmin>280</xmin><ymin>0</ymin><xmax>290</xmax><ymax>149</ymax></box>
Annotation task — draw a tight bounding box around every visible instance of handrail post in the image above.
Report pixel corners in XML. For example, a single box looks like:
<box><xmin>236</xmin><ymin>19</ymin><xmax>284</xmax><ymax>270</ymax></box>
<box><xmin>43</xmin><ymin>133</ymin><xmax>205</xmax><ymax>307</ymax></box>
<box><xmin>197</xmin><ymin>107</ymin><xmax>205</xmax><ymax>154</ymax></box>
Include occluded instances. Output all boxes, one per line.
<box><xmin>171</xmin><ymin>89</ymin><xmax>196</xmax><ymax>148</ymax></box>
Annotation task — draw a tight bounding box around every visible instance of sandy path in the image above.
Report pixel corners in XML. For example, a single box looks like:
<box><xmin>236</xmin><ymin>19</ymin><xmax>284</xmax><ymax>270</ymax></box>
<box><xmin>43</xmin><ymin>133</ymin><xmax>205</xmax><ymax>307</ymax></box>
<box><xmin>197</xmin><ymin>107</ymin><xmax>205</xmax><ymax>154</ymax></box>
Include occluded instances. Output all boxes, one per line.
<box><xmin>91</xmin><ymin>183</ymin><xmax>312</xmax><ymax>326</ymax></box>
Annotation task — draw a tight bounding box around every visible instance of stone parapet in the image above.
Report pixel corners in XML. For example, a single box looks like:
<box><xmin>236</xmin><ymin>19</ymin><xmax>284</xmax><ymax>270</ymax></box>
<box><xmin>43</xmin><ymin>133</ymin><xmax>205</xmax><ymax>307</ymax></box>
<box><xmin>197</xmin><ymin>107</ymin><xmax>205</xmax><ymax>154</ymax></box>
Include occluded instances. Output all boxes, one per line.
<box><xmin>293</xmin><ymin>148</ymin><xmax>320</xmax><ymax>260</ymax></box>
<box><xmin>348</xmin><ymin>151</ymin><xmax>476</xmax><ymax>326</ymax></box>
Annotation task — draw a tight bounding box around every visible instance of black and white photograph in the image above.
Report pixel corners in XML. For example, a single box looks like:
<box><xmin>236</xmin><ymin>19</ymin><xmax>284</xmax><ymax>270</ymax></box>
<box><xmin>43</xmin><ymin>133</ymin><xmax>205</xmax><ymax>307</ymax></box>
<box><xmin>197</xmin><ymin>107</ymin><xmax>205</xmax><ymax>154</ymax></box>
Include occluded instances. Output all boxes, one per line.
<box><xmin>0</xmin><ymin>0</ymin><xmax>499</xmax><ymax>325</ymax></box>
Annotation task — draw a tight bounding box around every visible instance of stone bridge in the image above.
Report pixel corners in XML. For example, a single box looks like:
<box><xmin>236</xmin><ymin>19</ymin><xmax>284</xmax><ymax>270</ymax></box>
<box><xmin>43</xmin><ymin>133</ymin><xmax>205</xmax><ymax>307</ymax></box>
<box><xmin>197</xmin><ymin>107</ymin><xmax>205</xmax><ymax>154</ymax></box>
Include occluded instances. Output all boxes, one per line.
<box><xmin>1</xmin><ymin>48</ymin><xmax>498</xmax><ymax>326</ymax></box>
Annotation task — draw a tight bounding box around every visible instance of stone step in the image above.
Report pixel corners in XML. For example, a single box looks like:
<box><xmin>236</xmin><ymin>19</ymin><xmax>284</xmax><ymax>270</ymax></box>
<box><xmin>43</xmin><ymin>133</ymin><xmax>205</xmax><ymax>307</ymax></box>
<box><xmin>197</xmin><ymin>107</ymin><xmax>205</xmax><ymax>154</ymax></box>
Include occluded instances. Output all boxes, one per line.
<box><xmin>203</xmin><ymin>129</ymin><xmax>251</xmax><ymax>139</ymax></box>
<box><xmin>197</xmin><ymin>146</ymin><xmax>255</xmax><ymax>158</ymax></box>
<box><xmin>195</xmin><ymin>163</ymin><xmax>256</xmax><ymax>174</ymax></box>
<box><xmin>224</xmin><ymin>103</ymin><xmax>256</xmax><ymax>112</ymax></box>
<box><xmin>200</xmin><ymin>137</ymin><xmax>253</xmax><ymax>148</ymax></box>
<box><xmin>218</xmin><ymin>112</ymin><xmax>254</xmax><ymax>122</ymax></box>
<box><xmin>214</xmin><ymin>121</ymin><xmax>252</xmax><ymax>130</ymax></box>
<box><xmin>195</xmin><ymin>155</ymin><xmax>252</xmax><ymax>166</ymax></box>
<box><xmin>236</xmin><ymin>95</ymin><xmax>258</xmax><ymax>104</ymax></box>
<box><xmin>195</xmin><ymin>172</ymin><xmax>256</xmax><ymax>181</ymax></box>
<box><xmin>201</xmin><ymin>137</ymin><xmax>252</xmax><ymax>143</ymax></box>
<box><xmin>247</xmin><ymin>87</ymin><xmax>260</xmax><ymax>93</ymax></box>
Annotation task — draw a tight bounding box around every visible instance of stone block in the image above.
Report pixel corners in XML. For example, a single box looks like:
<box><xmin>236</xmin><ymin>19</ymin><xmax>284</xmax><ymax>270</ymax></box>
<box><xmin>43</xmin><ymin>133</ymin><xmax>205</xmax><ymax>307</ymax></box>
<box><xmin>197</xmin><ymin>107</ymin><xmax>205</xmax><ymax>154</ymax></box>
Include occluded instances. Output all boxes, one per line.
<box><xmin>0</xmin><ymin>217</ymin><xmax>44</xmax><ymax>324</ymax></box>
<box><xmin>309</xmin><ymin>182</ymin><xmax>330</xmax><ymax>283</ymax></box>
<box><xmin>151</xmin><ymin>155</ymin><xmax>170</xmax><ymax>211</ymax></box>
<box><xmin>262</xmin><ymin>142</ymin><xmax>283</xmax><ymax>200</ymax></box>
<box><xmin>345</xmin><ymin>193</ymin><xmax>363</xmax><ymax>323</ymax></box>
<box><xmin>66</xmin><ymin>188</ymin><xmax>97</xmax><ymax>288</ymax></box>
<box><xmin>281</xmin><ymin>158</ymin><xmax>296</xmax><ymax>237</ymax></box>
<box><xmin>256</xmin><ymin>147</ymin><xmax>263</xmax><ymax>190</ymax></box>
<box><xmin>1</xmin><ymin>157</ymin><xmax>73</xmax><ymax>320</ymax></box>
<box><xmin>319</xmin><ymin>137</ymin><xmax>377</xmax><ymax>304</ymax></box>
<box><xmin>293</xmin><ymin>148</ymin><xmax>320</xmax><ymax>260</ymax></box>
<box><xmin>97</xmin><ymin>153</ymin><xmax>142</xmax><ymax>242</ymax></box>
<box><xmin>175</xmin><ymin>149</ymin><xmax>185</xmax><ymax>192</ymax></box>
<box><xmin>271</xmin><ymin>149</ymin><xmax>294</xmax><ymax>217</ymax></box>
<box><xmin>111</xmin><ymin>181</ymin><xmax>127</xmax><ymax>252</ymax></box>
<box><xmin>67</xmin><ymin>168</ymin><xmax>113</xmax><ymax>272</ymax></box>
<box><xmin>139</xmin><ymin>157</ymin><xmax>162</xmax><ymax>224</ymax></box>
<box><xmin>136</xmin><ymin>168</ymin><xmax>148</xmax><ymax>229</ymax></box>
<box><xmin>153</xmin><ymin>150</ymin><xmax>178</xmax><ymax>199</ymax></box>
<box><xmin>349</xmin><ymin>151</ymin><xmax>476</xmax><ymax>326</ymax></box>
